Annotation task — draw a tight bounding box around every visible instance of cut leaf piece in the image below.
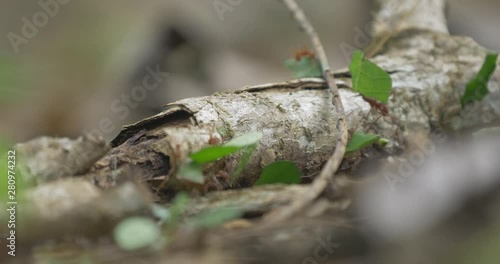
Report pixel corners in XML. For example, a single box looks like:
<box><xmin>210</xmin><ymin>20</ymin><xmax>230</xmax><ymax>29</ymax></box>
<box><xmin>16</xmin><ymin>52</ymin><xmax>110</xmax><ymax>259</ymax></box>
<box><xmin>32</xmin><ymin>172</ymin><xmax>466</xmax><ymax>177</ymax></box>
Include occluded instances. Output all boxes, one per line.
<box><xmin>285</xmin><ymin>57</ymin><xmax>322</xmax><ymax>78</ymax></box>
<box><xmin>151</xmin><ymin>204</ymin><xmax>171</xmax><ymax>222</ymax></box>
<box><xmin>349</xmin><ymin>50</ymin><xmax>392</xmax><ymax>104</ymax></box>
<box><xmin>347</xmin><ymin>131</ymin><xmax>381</xmax><ymax>152</ymax></box>
<box><xmin>377</xmin><ymin>137</ymin><xmax>389</xmax><ymax>148</ymax></box>
<box><xmin>167</xmin><ymin>192</ymin><xmax>191</xmax><ymax>225</ymax></box>
<box><xmin>178</xmin><ymin>162</ymin><xmax>204</xmax><ymax>184</ymax></box>
<box><xmin>189</xmin><ymin>146</ymin><xmax>240</xmax><ymax>164</ymax></box>
<box><xmin>254</xmin><ymin>161</ymin><xmax>301</xmax><ymax>186</ymax></box>
<box><xmin>224</xmin><ymin>131</ymin><xmax>262</xmax><ymax>147</ymax></box>
<box><xmin>113</xmin><ymin>217</ymin><xmax>161</xmax><ymax>251</ymax></box>
<box><xmin>461</xmin><ymin>53</ymin><xmax>498</xmax><ymax>107</ymax></box>
<box><xmin>189</xmin><ymin>132</ymin><xmax>262</xmax><ymax>163</ymax></box>
<box><xmin>188</xmin><ymin>207</ymin><xmax>243</xmax><ymax>228</ymax></box>
<box><xmin>232</xmin><ymin>144</ymin><xmax>257</xmax><ymax>182</ymax></box>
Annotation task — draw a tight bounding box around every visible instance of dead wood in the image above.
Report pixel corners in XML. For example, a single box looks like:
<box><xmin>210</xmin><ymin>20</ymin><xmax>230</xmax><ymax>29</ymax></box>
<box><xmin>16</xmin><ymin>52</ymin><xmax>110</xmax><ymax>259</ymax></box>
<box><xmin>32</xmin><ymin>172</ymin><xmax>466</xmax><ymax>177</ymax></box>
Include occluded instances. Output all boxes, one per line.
<box><xmin>5</xmin><ymin>0</ymin><xmax>500</xmax><ymax>262</ymax></box>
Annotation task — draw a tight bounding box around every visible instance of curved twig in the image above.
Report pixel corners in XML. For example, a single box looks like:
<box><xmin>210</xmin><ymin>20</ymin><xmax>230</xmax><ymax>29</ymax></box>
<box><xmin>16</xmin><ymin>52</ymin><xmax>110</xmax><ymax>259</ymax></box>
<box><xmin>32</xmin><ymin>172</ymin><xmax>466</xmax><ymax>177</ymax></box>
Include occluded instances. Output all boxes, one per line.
<box><xmin>264</xmin><ymin>0</ymin><xmax>349</xmax><ymax>223</ymax></box>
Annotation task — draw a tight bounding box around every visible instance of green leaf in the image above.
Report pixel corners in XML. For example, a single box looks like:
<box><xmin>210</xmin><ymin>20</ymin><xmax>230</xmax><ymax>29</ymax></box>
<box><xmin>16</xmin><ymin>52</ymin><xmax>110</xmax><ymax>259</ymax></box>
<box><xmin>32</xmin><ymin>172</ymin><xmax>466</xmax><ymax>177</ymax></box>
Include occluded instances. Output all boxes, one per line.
<box><xmin>461</xmin><ymin>53</ymin><xmax>498</xmax><ymax>107</ymax></box>
<box><xmin>151</xmin><ymin>204</ymin><xmax>171</xmax><ymax>222</ymax></box>
<box><xmin>232</xmin><ymin>145</ymin><xmax>257</xmax><ymax>182</ymax></box>
<box><xmin>178</xmin><ymin>162</ymin><xmax>204</xmax><ymax>184</ymax></box>
<box><xmin>224</xmin><ymin>132</ymin><xmax>262</xmax><ymax>147</ymax></box>
<box><xmin>185</xmin><ymin>132</ymin><xmax>262</xmax><ymax>184</ymax></box>
<box><xmin>188</xmin><ymin>207</ymin><xmax>243</xmax><ymax>228</ymax></box>
<box><xmin>189</xmin><ymin>132</ymin><xmax>262</xmax><ymax>163</ymax></box>
<box><xmin>349</xmin><ymin>50</ymin><xmax>392</xmax><ymax>104</ymax></box>
<box><xmin>347</xmin><ymin>131</ymin><xmax>381</xmax><ymax>152</ymax></box>
<box><xmin>170</xmin><ymin>192</ymin><xmax>190</xmax><ymax>215</ymax></box>
<box><xmin>189</xmin><ymin>146</ymin><xmax>240</xmax><ymax>164</ymax></box>
<box><xmin>167</xmin><ymin>192</ymin><xmax>191</xmax><ymax>225</ymax></box>
<box><xmin>377</xmin><ymin>137</ymin><xmax>389</xmax><ymax>148</ymax></box>
<box><xmin>285</xmin><ymin>57</ymin><xmax>322</xmax><ymax>78</ymax></box>
<box><xmin>113</xmin><ymin>217</ymin><xmax>161</xmax><ymax>250</ymax></box>
<box><xmin>254</xmin><ymin>161</ymin><xmax>301</xmax><ymax>186</ymax></box>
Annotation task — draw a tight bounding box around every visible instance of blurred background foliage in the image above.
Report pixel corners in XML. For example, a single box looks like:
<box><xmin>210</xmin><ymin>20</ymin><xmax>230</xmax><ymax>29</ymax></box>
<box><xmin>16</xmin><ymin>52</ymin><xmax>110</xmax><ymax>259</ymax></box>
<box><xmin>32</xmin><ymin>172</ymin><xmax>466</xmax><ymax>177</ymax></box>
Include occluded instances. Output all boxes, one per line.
<box><xmin>0</xmin><ymin>0</ymin><xmax>499</xmax><ymax>144</ymax></box>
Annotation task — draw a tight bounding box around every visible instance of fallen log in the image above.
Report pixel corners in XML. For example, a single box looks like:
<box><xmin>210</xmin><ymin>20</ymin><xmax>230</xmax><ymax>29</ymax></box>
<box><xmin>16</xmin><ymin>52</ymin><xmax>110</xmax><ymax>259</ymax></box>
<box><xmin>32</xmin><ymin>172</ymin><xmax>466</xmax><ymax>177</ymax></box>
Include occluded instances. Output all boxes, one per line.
<box><xmin>88</xmin><ymin>25</ymin><xmax>500</xmax><ymax>196</ymax></box>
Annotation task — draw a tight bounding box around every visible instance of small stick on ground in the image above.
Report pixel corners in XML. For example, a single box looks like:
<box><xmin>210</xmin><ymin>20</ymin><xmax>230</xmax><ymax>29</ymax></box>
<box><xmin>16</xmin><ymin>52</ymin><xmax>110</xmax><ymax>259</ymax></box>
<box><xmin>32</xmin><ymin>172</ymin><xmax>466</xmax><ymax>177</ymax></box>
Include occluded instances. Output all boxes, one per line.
<box><xmin>264</xmin><ymin>0</ymin><xmax>349</xmax><ymax>223</ymax></box>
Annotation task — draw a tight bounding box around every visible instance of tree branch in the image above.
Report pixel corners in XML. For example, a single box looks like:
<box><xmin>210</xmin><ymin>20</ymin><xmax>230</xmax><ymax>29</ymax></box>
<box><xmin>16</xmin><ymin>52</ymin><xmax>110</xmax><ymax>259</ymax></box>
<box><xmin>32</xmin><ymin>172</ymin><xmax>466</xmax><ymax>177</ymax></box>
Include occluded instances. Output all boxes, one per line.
<box><xmin>366</xmin><ymin>0</ymin><xmax>449</xmax><ymax>57</ymax></box>
<box><xmin>372</xmin><ymin>0</ymin><xmax>448</xmax><ymax>39</ymax></box>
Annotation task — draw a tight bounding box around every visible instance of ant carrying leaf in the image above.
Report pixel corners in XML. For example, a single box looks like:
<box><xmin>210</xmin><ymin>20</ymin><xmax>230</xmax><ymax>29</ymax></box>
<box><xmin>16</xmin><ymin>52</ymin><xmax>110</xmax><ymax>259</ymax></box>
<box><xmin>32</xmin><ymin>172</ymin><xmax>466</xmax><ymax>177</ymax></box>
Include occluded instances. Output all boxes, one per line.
<box><xmin>285</xmin><ymin>46</ymin><xmax>322</xmax><ymax>78</ymax></box>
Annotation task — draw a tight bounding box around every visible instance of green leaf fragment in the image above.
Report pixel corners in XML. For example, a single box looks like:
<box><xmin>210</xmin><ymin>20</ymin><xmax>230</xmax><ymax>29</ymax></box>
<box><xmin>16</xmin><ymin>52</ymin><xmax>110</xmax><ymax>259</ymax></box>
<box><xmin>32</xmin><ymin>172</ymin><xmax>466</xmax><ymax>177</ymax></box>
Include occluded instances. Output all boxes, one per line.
<box><xmin>189</xmin><ymin>146</ymin><xmax>240</xmax><ymax>164</ymax></box>
<box><xmin>113</xmin><ymin>217</ymin><xmax>161</xmax><ymax>251</ymax></box>
<box><xmin>189</xmin><ymin>132</ymin><xmax>262</xmax><ymax>163</ymax></box>
<box><xmin>178</xmin><ymin>161</ymin><xmax>204</xmax><ymax>184</ymax></box>
<box><xmin>461</xmin><ymin>53</ymin><xmax>498</xmax><ymax>107</ymax></box>
<box><xmin>183</xmin><ymin>132</ymin><xmax>262</xmax><ymax>184</ymax></box>
<box><xmin>224</xmin><ymin>131</ymin><xmax>262</xmax><ymax>147</ymax></box>
<box><xmin>151</xmin><ymin>204</ymin><xmax>171</xmax><ymax>222</ymax></box>
<box><xmin>232</xmin><ymin>144</ymin><xmax>257</xmax><ymax>182</ymax></box>
<box><xmin>347</xmin><ymin>131</ymin><xmax>381</xmax><ymax>152</ymax></box>
<box><xmin>171</xmin><ymin>192</ymin><xmax>190</xmax><ymax>212</ymax></box>
<box><xmin>254</xmin><ymin>160</ymin><xmax>301</xmax><ymax>186</ymax></box>
<box><xmin>285</xmin><ymin>57</ymin><xmax>323</xmax><ymax>78</ymax></box>
<box><xmin>166</xmin><ymin>192</ymin><xmax>191</xmax><ymax>225</ymax></box>
<box><xmin>349</xmin><ymin>50</ymin><xmax>392</xmax><ymax>104</ymax></box>
<box><xmin>377</xmin><ymin>137</ymin><xmax>389</xmax><ymax>148</ymax></box>
<box><xmin>188</xmin><ymin>207</ymin><xmax>243</xmax><ymax>228</ymax></box>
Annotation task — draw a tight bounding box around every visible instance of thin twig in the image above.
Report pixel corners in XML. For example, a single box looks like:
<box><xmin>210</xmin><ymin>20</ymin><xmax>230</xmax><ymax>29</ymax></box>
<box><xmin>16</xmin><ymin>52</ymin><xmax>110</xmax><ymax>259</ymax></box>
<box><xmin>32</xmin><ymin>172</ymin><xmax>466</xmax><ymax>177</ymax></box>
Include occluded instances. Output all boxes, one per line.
<box><xmin>264</xmin><ymin>0</ymin><xmax>349</xmax><ymax>223</ymax></box>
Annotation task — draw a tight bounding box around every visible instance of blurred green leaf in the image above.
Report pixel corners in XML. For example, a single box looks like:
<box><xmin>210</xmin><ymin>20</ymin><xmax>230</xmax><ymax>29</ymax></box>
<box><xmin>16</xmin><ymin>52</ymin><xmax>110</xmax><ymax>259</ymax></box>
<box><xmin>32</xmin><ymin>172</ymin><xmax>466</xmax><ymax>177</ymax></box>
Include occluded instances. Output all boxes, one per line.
<box><xmin>232</xmin><ymin>144</ymin><xmax>257</xmax><ymax>182</ymax></box>
<box><xmin>377</xmin><ymin>137</ymin><xmax>389</xmax><ymax>148</ymax></box>
<box><xmin>224</xmin><ymin>132</ymin><xmax>262</xmax><ymax>147</ymax></box>
<box><xmin>113</xmin><ymin>217</ymin><xmax>161</xmax><ymax>251</ymax></box>
<box><xmin>189</xmin><ymin>145</ymin><xmax>240</xmax><ymax>164</ymax></box>
<box><xmin>461</xmin><ymin>53</ymin><xmax>498</xmax><ymax>107</ymax></box>
<box><xmin>189</xmin><ymin>132</ymin><xmax>262</xmax><ymax>163</ymax></box>
<box><xmin>254</xmin><ymin>161</ymin><xmax>301</xmax><ymax>186</ymax></box>
<box><xmin>178</xmin><ymin>162</ymin><xmax>204</xmax><ymax>184</ymax></box>
<box><xmin>167</xmin><ymin>192</ymin><xmax>191</xmax><ymax>225</ymax></box>
<box><xmin>188</xmin><ymin>207</ymin><xmax>243</xmax><ymax>229</ymax></box>
<box><xmin>184</xmin><ymin>132</ymin><xmax>262</xmax><ymax>185</ymax></box>
<box><xmin>285</xmin><ymin>57</ymin><xmax>322</xmax><ymax>78</ymax></box>
<box><xmin>151</xmin><ymin>204</ymin><xmax>171</xmax><ymax>222</ymax></box>
<box><xmin>347</xmin><ymin>131</ymin><xmax>381</xmax><ymax>152</ymax></box>
<box><xmin>170</xmin><ymin>192</ymin><xmax>191</xmax><ymax>216</ymax></box>
<box><xmin>349</xmin><ymin>50</ymin><xmax>392</xmax><ymax>104</ymax></box>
